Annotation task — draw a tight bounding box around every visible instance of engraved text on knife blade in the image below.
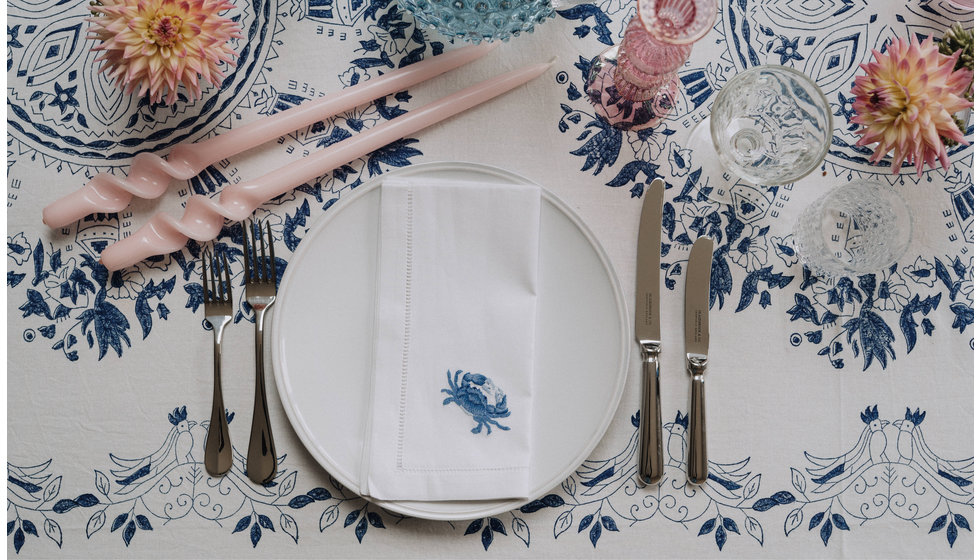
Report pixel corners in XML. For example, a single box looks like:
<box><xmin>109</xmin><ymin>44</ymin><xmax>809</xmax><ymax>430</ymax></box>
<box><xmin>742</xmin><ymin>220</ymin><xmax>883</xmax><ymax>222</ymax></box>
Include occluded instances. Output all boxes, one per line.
<box><xmin>693</xmin><ymin>309</ymin><xmax>704</xmax><ymax>343</ymax></box>
<box><xmin>643</xmin><ymin>291</ymin><xmax>655</xmax><ymax>328</ymax></box>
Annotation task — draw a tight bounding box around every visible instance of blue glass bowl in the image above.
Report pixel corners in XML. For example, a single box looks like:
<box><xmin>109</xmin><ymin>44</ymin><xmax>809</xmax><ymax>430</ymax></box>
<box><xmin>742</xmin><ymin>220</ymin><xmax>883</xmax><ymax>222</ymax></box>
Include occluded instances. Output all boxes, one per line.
<box><xmin>398</xmin><ymin>0</ymin><xmax>555</xmax><ymax>43</ymax></box>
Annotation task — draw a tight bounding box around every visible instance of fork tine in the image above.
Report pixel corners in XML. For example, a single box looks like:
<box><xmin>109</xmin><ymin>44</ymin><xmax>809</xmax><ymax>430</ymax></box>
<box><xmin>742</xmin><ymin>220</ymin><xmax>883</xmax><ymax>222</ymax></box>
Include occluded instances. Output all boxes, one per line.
<box><xmin>241</xmin><ymin>222</ymin><xmax>251</xmax><ymax>282</ymax></box>
<box><xmin>250</xmin><ymin>219</ymin><xmax>260</xmax><ymax>281</ymax></box>
<box><xmin>267</xmin><ymin>222</ymin><xmax>277</xmax><ymax>287</ymax></box>
<box><xmin>221</xmin><ymin>252</ymin><xmax>232</xmax><ymax>303</ymax></box>
<box><xmin>201</xmin><ymin>249</ymin><xmax>211</xmax><ymax>302</ymax></box>
<box><xmin>208</xmin><ymin>250</ymin><xmax>219</xmax><ymax>302</ymax></box>
<box><xmin>258</xmin><ymin>220</ymin><xmax>268</xmax><ymax>282</ymax></box>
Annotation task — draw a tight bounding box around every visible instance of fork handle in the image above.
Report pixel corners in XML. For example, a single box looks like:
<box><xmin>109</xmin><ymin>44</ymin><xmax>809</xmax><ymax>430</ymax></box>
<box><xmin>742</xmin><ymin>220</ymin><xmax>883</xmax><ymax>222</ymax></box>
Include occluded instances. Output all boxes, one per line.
<box><xmin>205</xmin><ymin>328</ymin><xmax>232</xmax><ymax>477</ymax></box>
<box><xmin>247</xmin><ymin>306</ymin><xmax>277</xmax><ymax>484</ymax></box>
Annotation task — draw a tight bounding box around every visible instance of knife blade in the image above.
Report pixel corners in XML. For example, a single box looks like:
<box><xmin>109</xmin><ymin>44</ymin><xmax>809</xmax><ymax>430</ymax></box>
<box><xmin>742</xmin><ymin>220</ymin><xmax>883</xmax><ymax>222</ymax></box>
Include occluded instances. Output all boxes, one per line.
<box><xmin>635</xmin><ymin>178</ymin><xmax>665</xmax><ymax>486</ymax></box>
<box><xmin>685</xmin><ymin>236</ymin><xmax>713</xmax><ymax>485</ymax></box>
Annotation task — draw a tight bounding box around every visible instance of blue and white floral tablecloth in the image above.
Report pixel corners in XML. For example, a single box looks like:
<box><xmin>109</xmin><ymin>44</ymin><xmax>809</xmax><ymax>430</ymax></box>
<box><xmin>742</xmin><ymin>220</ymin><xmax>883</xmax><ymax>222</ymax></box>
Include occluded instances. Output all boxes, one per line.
<box><xmin>6</xmin><ymin>0</ymin><xmax>974</xmax><ymax>557</ymax></box>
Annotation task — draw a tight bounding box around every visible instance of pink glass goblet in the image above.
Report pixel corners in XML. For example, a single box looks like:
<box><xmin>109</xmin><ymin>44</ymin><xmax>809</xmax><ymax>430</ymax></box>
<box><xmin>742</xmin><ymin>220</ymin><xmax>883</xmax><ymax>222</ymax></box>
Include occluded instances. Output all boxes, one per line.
<box><xmin>584</xmin><ymin>0</ymin><xmax>715</xmax><ymax>130</ymax></box>
<box><xmin>637</xmin><ymin>0</ymin><xmax>715</xmax><ymax>44</ymax></box>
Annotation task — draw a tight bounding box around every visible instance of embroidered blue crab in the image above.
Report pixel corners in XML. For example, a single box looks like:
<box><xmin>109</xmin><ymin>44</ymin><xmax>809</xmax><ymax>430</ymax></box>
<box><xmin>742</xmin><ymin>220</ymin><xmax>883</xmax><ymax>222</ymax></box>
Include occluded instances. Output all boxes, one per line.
<box><xmin>441</xmin><ymin>370</ymin><xmax>511</xmax><ymax>435</ymax></box>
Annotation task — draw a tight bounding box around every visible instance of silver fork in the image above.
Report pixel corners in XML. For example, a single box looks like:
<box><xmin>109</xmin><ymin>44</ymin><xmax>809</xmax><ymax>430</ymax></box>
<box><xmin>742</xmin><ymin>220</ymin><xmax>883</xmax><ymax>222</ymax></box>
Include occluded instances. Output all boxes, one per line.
<box><xmin>202</xmin><ymin>249</ymin><xmax>233</xmax><ymax>477</ymax></box>
<box><xmin>241</xmin><ymin>220</ymin><xmax>278</xmax><ymax>484</ymax></box>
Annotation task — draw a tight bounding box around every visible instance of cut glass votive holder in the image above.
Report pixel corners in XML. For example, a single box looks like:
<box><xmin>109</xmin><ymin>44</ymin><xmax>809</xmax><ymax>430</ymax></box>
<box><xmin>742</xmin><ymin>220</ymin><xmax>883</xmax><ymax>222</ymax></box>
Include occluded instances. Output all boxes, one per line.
<box><xmin>792</xmin><ymin>180</ymin><xmax>913</xmax><ymax>279</ymax></box>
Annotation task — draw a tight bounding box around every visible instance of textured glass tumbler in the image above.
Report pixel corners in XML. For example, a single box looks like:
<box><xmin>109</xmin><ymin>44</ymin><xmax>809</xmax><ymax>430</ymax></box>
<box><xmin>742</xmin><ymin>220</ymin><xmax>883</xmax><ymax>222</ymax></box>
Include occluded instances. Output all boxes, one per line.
<box><xmin>398</xmin><ymin>0</ymin><xmax>555</xmax><ymax>42</ymax></box>
<box><xmin>792</xmin><ymin>180</ymin><xmax>913</xmax><ymax>278</ymax></box>
<box><xmin>693</xmin><ymin>65</ymin><xmax>832</xmax><ymax>186</ymax></box>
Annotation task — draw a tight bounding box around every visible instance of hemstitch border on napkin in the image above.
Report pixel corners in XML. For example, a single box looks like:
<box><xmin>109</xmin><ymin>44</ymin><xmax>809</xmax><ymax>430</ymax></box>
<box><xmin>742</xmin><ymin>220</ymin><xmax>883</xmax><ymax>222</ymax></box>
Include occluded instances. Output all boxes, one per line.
<box><xmin>395</xmin><ymin>186</ymin><xmax>413</xmax><ymax>469</ymax></box>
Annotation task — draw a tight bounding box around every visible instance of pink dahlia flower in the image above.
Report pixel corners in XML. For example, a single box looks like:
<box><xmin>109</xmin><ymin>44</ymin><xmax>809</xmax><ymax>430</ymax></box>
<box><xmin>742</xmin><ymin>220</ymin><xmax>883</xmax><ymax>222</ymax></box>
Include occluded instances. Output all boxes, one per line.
<box><xmin>88</xmin><ymin>0</ymin><xmax>242</xmax><ymax>106</ymax></box>
<box><xmin>850</xmin><ymin>35</ymin><xmax>973</xmax><ymax>175</ymax></box>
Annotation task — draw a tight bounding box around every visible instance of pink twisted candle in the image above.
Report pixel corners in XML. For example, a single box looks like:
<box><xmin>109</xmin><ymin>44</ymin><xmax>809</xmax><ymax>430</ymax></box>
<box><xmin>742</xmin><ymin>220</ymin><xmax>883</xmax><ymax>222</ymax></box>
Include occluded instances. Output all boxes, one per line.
<box><xmin>41</xmin><ymin>43</ymin><xmax>497</xmax><ymax>229</ymax></box>
<box><xmin>98</xmin><ymin>60</ymin><xmax>554</xmax><ymax>270</ymax></box>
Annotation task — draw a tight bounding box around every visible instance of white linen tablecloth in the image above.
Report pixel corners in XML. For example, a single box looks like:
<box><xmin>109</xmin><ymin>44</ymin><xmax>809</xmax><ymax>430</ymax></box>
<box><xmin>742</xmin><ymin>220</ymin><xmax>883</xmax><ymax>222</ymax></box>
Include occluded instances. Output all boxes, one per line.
<box><xmin>6</xmin><ymin>0</ymin><xmax>973</xmax><ymax>557</ymax></box>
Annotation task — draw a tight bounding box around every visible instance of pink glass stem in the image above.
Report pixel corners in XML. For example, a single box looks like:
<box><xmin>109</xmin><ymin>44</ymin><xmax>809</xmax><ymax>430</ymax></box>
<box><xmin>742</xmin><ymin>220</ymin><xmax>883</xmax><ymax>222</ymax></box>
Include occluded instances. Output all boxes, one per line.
<box><xmin>614</xmin><ymin>16</ymin><xmax>691</xmax><ymax>101</ymax></box>
<box><xmin>41</xmin><ymin>43</ymin><xmax>497</xmax><ymax>229</ymax></box>
<box><xmin>98</xmin><ymin>60</ymin><xmax>554</xmax><ymax>270</ymax></box>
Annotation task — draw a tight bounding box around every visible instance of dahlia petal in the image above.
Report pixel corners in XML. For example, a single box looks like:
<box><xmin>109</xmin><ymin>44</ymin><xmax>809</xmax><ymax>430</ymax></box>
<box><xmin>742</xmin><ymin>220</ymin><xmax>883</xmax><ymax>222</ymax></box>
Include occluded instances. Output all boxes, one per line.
<box><xmin>938</xmin><ymin>147</ymin><xmax>951</xmax><ymax>171</ymax></box>
<box><xmin>86</xmin><ymin>0</ymin><xmax>241</xmax><ymax>106</ymax></box>
<box><xmin>850</xmin><ymin>33</ymin><xmax>971</xmax><ymax>174</ymax></box>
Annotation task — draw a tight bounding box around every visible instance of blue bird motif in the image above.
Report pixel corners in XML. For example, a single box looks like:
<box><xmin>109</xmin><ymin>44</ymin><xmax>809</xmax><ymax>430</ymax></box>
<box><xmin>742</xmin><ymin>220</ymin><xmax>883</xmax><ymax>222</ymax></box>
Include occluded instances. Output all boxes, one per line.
<box><xmin>893</xmin><ymin>407</ymin><xmax>926</xmax><ymax>465</ymax></box>
<box><xmin>892</xmin><ymin>408</ymin><xmax>973</xmax><ymax>499</ymax></box>
<box><xmin>660</xmin><ymin>411</ymin><xmax>745</xmax><ymax>499</ymax></box>
<box><xmin>109</xmin><ymin>406</ymin><xmax>196</xmax><ymax>495</ymax></box>
<box><xmin>573</xmin><ymin>413</ymin><xmax>641</xmax><ymax>499</ymax></box>
<box><xmin>806</xmin><ymin>405</ymin><xmax>889</xmax><ymax>494</ymax></box>
<box><xmin>441</xmin><ymin>370</ymin><xmax>511</xmax><ymax>435</ymax></box>
<box><xmin>664</xmin><ymin>411</ymin><xmax>688</xmax><ymax>468</ymax></box>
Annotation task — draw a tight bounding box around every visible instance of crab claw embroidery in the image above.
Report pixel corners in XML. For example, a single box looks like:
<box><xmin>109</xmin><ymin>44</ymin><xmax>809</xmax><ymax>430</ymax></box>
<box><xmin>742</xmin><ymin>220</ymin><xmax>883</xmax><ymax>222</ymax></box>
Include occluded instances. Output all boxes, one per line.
<box><xmin>441</xmin><ymin>369</ymin><xmax>511</xmax><ymax>435</ymax></box>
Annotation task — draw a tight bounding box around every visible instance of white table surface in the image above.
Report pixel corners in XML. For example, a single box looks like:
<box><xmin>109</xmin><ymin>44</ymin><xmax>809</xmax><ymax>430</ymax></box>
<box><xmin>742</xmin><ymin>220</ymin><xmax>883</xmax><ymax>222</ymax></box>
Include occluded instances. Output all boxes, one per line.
<box><xmin>6</xmin><ymin>0</ymin><xmax>974</xmax><ymax>557</ymax></box>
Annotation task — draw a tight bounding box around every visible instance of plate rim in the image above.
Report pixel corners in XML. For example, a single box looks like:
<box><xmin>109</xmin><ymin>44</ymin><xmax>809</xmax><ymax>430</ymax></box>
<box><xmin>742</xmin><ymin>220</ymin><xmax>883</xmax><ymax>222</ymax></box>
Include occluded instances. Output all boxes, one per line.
<box><xmin>271</xmin><ymin>160</ymin><xmax>631</xmax><ymax>520</ymax></box>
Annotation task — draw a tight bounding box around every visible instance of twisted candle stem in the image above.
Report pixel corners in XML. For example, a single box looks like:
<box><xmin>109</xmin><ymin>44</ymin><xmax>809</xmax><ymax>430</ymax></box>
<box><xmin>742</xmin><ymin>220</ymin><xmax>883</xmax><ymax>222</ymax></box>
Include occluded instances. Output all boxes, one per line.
<box><xmin>98</xmin><ymin>60</ymin><xmax>554</xmax><ymax>270</ymax></box>
<box><xmin>41</xmin><ymin>146</ymin><xmax>210</xmax><ymax>228</ymax></box>
<box><xmin>41</xmin><ymin>43</ymin><xmax>497</xmax><ymax>230</ymax></box>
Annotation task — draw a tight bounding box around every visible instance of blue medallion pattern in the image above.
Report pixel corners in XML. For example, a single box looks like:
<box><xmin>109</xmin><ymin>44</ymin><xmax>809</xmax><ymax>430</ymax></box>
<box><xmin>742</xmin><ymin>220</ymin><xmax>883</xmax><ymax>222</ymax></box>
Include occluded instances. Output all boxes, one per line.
<box><xmin>441</xmin><ymin>370</ymin><xmax>512</xmax><ymax>435</ymax></box>
<box><xmin>7</xmin><ymin>0</ymin><xmax>277</xmax><ymax>167</ymax></box>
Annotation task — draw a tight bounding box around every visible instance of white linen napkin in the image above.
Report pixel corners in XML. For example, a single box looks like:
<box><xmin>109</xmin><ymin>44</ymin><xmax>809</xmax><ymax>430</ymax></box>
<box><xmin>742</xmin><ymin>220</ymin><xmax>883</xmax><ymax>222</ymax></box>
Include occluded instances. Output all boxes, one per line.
<box><xmin>360</xmin><ymin>176</ymin><xmax>540</xmax><ymax>501</ymax></box>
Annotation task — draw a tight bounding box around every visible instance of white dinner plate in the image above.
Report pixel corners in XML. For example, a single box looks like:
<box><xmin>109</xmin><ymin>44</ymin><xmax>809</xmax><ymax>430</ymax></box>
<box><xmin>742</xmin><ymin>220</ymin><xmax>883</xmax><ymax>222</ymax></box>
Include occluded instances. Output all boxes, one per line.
<box><xmin>271</xmin><ymin>161</ymin><xmax>630</xmax><ymax>520</ymax></box>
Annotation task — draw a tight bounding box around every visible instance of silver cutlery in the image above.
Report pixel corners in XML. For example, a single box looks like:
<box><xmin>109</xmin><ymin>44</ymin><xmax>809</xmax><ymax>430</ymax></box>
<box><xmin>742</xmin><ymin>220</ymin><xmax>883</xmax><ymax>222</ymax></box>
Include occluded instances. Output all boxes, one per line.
<box><xmin>635</xmin><ymin>178</ymin><xmax>665</xmax><ymax>486</ymax></box>
<box><xmin>685</xmin><ymin>236</ymin><xmax>713</xmax><ymax>485</ymax></box>
<box><xmin>202</xmin><ymin>249</ymin><xmax>233</xmax><ymax>477</ymax></box>
<box><xmin>242</xmin><ymin>220</ymin><xmax>279</xmax><ymax>484</ymax></box>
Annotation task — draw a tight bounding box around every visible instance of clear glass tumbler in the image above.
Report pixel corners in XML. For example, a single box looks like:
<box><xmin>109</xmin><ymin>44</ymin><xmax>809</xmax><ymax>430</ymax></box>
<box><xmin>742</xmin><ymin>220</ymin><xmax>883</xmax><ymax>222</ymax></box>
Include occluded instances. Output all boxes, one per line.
<box><xmin>792</xmin><ymin>180</ymin><xmax>913</xmax><ymax>279</ymax></box>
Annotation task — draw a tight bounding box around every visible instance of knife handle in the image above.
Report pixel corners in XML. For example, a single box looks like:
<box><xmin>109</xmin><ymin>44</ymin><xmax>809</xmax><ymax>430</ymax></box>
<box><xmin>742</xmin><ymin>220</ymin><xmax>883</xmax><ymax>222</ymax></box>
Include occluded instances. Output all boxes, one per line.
<box><xmin>686</xmin><ymin>356</ymin><xmax>708</xmax><ymax>485</ymax></box>
<box><xmin>638</xmin><ymin>343</ymin><xmax>663</xmax><ymax>486</ymax></box>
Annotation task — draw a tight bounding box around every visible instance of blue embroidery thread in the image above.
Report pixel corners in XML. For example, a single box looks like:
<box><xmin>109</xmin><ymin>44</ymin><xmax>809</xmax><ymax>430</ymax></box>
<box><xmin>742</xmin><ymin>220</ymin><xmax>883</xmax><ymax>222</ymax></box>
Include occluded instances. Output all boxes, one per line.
<box><xmin>441</xmin><ymin>370</ymin><xmax>511</xmax><ymax>435</ymax></box>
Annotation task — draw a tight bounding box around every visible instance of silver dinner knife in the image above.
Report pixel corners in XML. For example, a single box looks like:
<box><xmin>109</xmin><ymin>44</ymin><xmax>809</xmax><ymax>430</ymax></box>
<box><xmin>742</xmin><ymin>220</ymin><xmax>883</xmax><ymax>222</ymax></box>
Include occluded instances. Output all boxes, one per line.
<box><xmin>685</xmin><ymin>236</ymin><xmax>713</xmax><ymax>485</ymax></box>
<box><xmin>635</xmin><ymin>178</ymin><xmax>665</xmax><ymax>486</ymax></box>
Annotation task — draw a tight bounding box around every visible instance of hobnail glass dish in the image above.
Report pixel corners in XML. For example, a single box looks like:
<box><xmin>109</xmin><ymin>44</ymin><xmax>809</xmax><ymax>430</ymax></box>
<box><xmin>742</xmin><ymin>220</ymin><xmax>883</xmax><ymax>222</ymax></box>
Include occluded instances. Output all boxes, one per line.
<box><xmin>398</xmin><ymin>0</ymin><xmax>555</xmax><ymax>43</ymax></box>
